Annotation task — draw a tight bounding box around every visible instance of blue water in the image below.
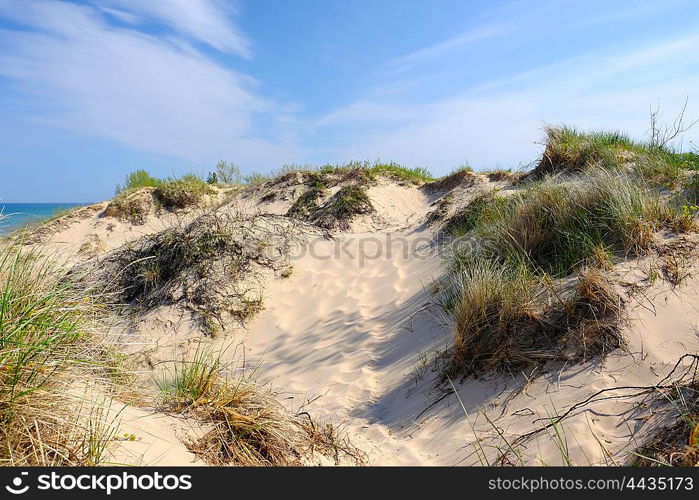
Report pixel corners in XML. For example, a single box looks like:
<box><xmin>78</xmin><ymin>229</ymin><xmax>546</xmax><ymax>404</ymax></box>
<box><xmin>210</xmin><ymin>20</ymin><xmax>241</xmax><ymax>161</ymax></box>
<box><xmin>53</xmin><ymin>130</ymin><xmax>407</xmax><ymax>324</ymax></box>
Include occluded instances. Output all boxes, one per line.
<box><xmin>0</xmin><ymin>203</ymin><xmax>86</xmax><ymax>235</ymax></box>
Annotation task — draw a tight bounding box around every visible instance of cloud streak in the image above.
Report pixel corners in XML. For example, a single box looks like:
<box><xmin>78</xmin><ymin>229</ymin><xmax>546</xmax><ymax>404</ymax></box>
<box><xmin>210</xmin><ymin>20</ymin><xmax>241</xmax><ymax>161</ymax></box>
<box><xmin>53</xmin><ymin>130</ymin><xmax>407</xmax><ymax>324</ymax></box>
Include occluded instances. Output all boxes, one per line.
<box><xmin>385</xmin><ymin>23</ymin><xmax>513</xmax><ymax>74</ymax></box>
<box><xmin>98</xmin><ymin>0</ymin><xmax>251</xmax><ymax>57</ymax></box>
<box><xmin>0</xmin><ymin>0</ymin><xmax>299</xmax><ymax>167</ymax></box>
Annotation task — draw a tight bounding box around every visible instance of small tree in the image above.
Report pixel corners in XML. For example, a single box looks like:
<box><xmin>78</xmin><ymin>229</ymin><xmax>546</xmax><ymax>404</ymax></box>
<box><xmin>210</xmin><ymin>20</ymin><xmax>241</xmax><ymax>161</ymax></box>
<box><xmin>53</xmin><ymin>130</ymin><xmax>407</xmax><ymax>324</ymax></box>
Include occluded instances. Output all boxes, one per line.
<box><xmin>215</xmin><ymin>161</ymin><xmax>242</xmax><ymax>185</ymax></box>
<box><xmin>648</xmin><ymin>97</ymin><xmax>698</xmax><ymax>151</ymax></box>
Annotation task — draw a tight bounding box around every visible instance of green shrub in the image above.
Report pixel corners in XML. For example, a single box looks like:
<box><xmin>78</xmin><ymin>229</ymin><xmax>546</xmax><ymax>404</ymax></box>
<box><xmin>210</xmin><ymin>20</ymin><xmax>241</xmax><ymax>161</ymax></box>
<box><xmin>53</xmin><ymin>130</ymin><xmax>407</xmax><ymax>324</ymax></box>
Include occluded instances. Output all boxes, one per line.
<box><xmin>115</xmin><ymin>169</ymin><xmax>161</xmax><ymax>194</ymax></box>
<box><xmin>153</xmin><ymin>174</ymin><xmax>213</xmax><ymax>210</ymax></box>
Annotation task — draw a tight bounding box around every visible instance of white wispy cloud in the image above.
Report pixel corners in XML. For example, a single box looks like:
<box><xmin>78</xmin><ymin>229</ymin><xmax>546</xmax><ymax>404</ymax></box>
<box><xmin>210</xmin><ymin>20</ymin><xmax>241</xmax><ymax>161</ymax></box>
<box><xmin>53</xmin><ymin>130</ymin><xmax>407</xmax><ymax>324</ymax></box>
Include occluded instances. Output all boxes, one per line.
<box><xmin>98</xmin><ymin>0</ymin><xmax>251</xmax><ymax>57</ymax></box>
<box><xmin>0</xmin><ymin>0</ymin><xmax>299</xmax><ymax>167</ymax></box>
<box><xmin>386</xmin><ymin>23</ymin><xmax>513</xmax><ymax>74</ymax></box>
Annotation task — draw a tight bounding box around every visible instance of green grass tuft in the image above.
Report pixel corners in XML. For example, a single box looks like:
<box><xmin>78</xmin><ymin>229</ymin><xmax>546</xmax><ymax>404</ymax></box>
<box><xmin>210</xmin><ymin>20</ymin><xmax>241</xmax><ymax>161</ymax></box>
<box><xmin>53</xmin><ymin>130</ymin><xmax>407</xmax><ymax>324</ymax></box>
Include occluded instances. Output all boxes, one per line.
<box><xmin>442</xmin><ymin>168</ymin><xmax>685</xmax><ymax>375</ymax></box>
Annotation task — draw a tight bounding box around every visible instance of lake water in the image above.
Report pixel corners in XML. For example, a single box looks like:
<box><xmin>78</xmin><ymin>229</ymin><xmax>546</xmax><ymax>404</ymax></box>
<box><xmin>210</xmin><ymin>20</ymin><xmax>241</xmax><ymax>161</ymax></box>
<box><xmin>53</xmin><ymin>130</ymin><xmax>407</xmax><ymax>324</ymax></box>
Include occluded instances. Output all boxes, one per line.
<box><xmin>0</xmin><ymin>203</ymin><xmax>86</xmax><ymax>235</ymax></box>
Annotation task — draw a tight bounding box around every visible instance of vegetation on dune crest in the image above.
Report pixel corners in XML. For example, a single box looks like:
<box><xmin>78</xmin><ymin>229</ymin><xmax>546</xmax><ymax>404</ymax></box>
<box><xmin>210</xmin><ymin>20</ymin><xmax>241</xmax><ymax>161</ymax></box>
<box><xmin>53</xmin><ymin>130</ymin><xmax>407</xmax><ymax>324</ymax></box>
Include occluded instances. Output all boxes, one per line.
<box><xmin>287</xmin><ymin>188</ymin><xmax>323</xmax><ymax>219</ymax></box>
<box><xmin>534</xmin><ymin>125</ymin><xmax>699</xmax><ymax>186</ymax></box>
<box><xmin>442</xmin><ymin>122</ymin><xmax>699</xmax><ymax>376</ymax></box>
<box><xmin>153</xmin><ymin>174</ymin><xmax>213</xmax><ymax>210</ymax></box>
<box><xmin>287</xmin><ymin>184</ymin><xmax>374</xmax><ymax>230</ymax></box>
<box><xmin>103</xmin><ymin>189</ymin><xmax>153</xmax><ymax>224</ymax></box>
<box><xmin>250</xmin><ymin>160</ymin><xmax>435</xmax><ymax>193</ymax></box>
<box><xmin>105</xmin><ymin>170</ymin><xmax>214</xmax><ymax>220</ymax></box>
<box><xmin>115</xmin><ymin>169</ymin><xmax>161</xmax><ymax>194</ymax></box>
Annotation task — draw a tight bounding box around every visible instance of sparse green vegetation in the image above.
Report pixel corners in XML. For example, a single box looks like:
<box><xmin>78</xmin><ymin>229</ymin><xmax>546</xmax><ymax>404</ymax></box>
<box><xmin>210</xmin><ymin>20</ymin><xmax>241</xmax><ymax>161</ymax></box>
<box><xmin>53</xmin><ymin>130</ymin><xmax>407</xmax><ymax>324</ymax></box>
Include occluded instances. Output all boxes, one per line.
<box><xmin>103</xmin><ymin>189</ymin><xmax>152</xmax><ymax>224</ymax></box>
<box><xmin>441</xmin><ymin>191</ymin><xmax>505</xmax><ymax>237</ymax></box>
<box><xmin>287</xmin><ymin>188</ymin><xmax>323</xmax><ymax>219</ymax></box>
<box><xmin>424</xmin><ymin>166</ymin><xmax>478</xmax><ymax>192</ymax></box>
<box><xmin>255</xmin><ymin>160</ymin><xmax>434</xmax><ymax>191</ymax></box>
<box><xmin>367</xmin><ymin>162</ymin><xmax>433</xmax><ymax>184</ymax></box>
<box><xmin>109</xmin><ymin>170</ymin><xmax>214</xmax><ymax>216</ymax></box>
<box><xmin>232</xmin><ymin>294</ymin><xmax>264</xmax><ymax>322</ymax></box>
<box><xmin>153</xmin><ymin>174</ymin><xmax>213</xmax><ymax>210</ymax></box>
<box><xmin>682</xmin><ymin>171</ymin><xmax>699</xmax><ymax>204</ymax></box>
<box><xmin>115</xmin><ymin>169</ymin><xmax>161</xmax><ymax>194</ymax></box>
<box><xmin>243</xmin><ymin>172</ymin><xmax>271</xmax><ymax>186</ymax></box>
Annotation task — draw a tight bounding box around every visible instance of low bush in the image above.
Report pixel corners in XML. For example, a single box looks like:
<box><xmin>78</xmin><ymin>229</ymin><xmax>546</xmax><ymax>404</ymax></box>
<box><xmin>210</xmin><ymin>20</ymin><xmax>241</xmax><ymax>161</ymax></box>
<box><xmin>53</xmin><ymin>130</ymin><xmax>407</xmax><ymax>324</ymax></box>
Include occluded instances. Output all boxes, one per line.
<box><xmin>153</xmin><ymin>174</ymin><xmax>213</xmax><ymax>210</ymax></box>
<box><xmin>115</xmin><ymin>169</ymin><xmax>160</xmax><ymax>194</ymax></box>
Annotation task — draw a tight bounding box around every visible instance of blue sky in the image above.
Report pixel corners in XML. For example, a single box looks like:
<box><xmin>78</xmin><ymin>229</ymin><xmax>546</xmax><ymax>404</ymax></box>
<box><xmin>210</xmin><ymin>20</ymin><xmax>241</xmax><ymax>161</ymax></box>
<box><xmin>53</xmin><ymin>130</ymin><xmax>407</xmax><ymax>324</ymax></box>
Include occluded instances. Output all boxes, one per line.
<box><xmin>1</xmin><ymin>0</ymin><xmax>698</xmax><ymax>202</ymax></box>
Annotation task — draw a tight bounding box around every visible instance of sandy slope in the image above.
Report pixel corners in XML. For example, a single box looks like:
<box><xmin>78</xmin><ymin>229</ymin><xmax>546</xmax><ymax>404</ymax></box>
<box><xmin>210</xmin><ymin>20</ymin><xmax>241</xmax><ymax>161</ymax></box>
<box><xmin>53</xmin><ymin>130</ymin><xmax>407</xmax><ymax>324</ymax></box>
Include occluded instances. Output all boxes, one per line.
<box><xmin>242</xmin><ymin>229</ymin><xmax>446</xmax><ymax>464</ymax></box>
<box><xmin>21</xmin><ymin>175</ymin><xmax>699</xmax><ymax>465</ymax></box>
<box><xmin>240</xmin><ymin>231</ymin><xmax>699</xmax><ymax>465</ymax></box>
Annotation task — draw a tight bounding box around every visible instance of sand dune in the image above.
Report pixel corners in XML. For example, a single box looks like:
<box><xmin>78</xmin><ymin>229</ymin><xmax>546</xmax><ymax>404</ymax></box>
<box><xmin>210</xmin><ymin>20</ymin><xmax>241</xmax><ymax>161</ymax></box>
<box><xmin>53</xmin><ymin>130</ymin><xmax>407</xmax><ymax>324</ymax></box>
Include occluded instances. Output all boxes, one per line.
<box><xmin>17</xmin><ymin>168</ymin><xmax>699</xmax><ymax>466</ymax></box>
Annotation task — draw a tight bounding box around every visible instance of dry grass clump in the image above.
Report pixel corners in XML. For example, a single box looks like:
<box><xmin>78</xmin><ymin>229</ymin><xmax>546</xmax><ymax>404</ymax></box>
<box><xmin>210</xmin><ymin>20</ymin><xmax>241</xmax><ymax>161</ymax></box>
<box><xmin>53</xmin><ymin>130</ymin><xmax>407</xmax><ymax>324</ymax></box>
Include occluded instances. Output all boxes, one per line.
<box><xmin>0</xmin><ymin>241</ymin><xmax>117</xmax><ymax>465</ymax></box>
<box><xmin>85</xmin><ymin>210</ymin><xmax>291</xmax><ymax>333</ymax></box>
<box><xmin>159</xmin><ymin>346</ymin><xmax>363</xmax><ymax>466</ymax></box>
<box><xmin>486</xmin><ymin>169</ymin><xmax>521</xmax><ymax>182</ymax></box>
<box><xmin>96</xmin><ymin>212</ymin><xmax>265</xmax><ymax>306</ymax></box>
<box><xmin>423</xmin><ymin>167</ymin><xmax>478</xmax><ymax>192</ymax></box>
<box><xmin>103</xmin><ymin>188</ymin><xmax>153</xmax><ymax>224</ymax></box>
<box><xmin>631</xmin><ymin>380</ymin><xmax>699</xmax><ymax>466</ymax></box>
<box><xmin>444</xmin><ymin>259</ymin><xmax>623</xmax><ymax>375</ymax></box>
<box><xmin>311</xmin><ymin>185</ymin><xmax>374</xmax><ymax>230</ymax></box>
